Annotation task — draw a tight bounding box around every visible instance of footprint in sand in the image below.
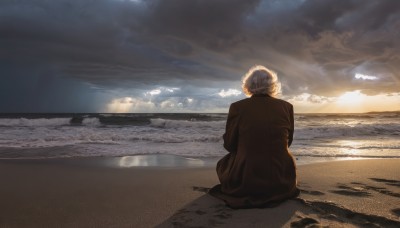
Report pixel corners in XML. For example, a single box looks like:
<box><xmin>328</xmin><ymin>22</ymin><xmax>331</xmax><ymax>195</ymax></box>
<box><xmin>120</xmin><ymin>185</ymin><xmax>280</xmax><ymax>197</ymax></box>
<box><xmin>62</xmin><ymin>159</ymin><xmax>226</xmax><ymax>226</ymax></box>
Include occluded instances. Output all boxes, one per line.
<box><xmin>296</xmin><ymin>198</ymin><xmax>400</xmax><ymax>227</ymax></box>
<box><xmin>298</xmin><ymin>182</ymin><xmax>311</xmax><ymax>188</ymax></box>
<box><xmin>330</xmin><ymin>184</ymin><xmax>371</xmax><ymax>197</ymax></box>
<box><xmin>351</xmin><ymin>182</ymin><xmax>400</xmax><ymax>198</ymax></box>
<box><xmin>299</xmin><ymin>189</ymin><xmax>325</xmax><ymax>196</ymax></box>
<box><xmin>192</xmin><ymin>186</ymin><xmax>210</xmax><ymax>193</ymax></box>
<box><xmin>370</xmin><ymin>178</ymin><xmax>400</xmax><ymax>187</ymax></box>
<box><xmin>168</xmin><ymin>203</ymin><xmax>232</xmax><ymax>227</ymax></box>
<box><xmin>290</xmin><ymin>217</ymin><xmax>319</xmax><ymax>228</ymax></box>
<box><xmin>164</xmin><ymin>189</ymin><xmax>233</xmax><ymax>227</ymax></box>
<box><xmin>392</xmin><ymin>208</ymin><xmax>400</xmax><ymax>217</ymax></box>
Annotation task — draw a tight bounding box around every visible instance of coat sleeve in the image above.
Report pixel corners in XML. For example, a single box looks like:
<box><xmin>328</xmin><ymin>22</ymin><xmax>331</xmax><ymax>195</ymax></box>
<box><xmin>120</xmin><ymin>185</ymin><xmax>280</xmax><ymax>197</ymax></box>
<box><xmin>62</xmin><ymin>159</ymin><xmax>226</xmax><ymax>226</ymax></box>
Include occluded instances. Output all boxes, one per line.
<box><xmin>223</xmin><ymin>103</ymin><xmax>240</xmax><ymax>153</ymax></box>
<box><xmin>288</xmin><ymin>104</ymin><xmax>294</xmax><ymax>147</ymax></box>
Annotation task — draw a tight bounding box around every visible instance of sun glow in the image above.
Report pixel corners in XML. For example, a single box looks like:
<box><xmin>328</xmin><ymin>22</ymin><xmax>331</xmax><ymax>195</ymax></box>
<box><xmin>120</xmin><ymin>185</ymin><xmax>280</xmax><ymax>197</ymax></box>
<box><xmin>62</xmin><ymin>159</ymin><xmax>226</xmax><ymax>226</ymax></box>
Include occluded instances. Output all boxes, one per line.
<box><xmin>107</xmin><ymin>97</ymin><xmax>134</xmax><ymax>113</ymax></box>
<box><xmin>106</xmin><ymin>97</ymin><xmax>155</xmax><ymax>113</ymax></box>
<box><xmin>287</xmin><ymin>89</ymin><xmax>400</xmax><ymax>113</ymax></box>
<box><xmin>336</xmin><ymin>90</ymin><xmax>364</xmax><ymax>105</ymax></box>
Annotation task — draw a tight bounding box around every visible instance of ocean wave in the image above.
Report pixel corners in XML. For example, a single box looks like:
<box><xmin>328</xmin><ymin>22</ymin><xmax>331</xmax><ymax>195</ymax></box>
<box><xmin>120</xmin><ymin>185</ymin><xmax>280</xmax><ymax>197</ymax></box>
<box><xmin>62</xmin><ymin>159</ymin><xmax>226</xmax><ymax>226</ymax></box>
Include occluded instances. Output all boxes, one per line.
<box><xmin>293</xmin><ymin>153</ymin><xmax>400</xmax><ymax>158</ymax></box>
<box><xmin>0</xmin><ymin>118</ymin><xmax>71</xmax><ymax>127</ymax></box>
<box><xmin>0</xmin><ymin>113</ymin><xmax>399</xmax><ymax>159</ymax></box>
<box><xmin>296</xmin><ymin>114</ymin><xmax>375</xmax><ymax>120</ymax></box>
<box><xmin>82</xmin><ymin>117</ymin><xmax>101</xmax><ymax>126</ymax></box>
<box><xmin>296</xmin><ymin>112</ymin><xmax>400</xmax><ymax>121</ymax></box>
<box><xmin>0</xmin><ymin>123</ymin><xmax>223</xmax><ymax>148</ymax></box>
<box><xmin>149</xmin><ymin>118</ymin><xmax>225</xmax><ymax>129</ymax></box>
<box><xmin>295</xmin><ymin>123</ymin><xmax>400</xmax><ymax>139</ymax></box>
<box><xmin>129</xmin><ymin>134</ymin><xmax>222</xmax><ymax>143</ymax></box>
<box><xmin>0</xmin><ymin>117</ymin><xmax>102</xmax><ymax>127</ymax></box>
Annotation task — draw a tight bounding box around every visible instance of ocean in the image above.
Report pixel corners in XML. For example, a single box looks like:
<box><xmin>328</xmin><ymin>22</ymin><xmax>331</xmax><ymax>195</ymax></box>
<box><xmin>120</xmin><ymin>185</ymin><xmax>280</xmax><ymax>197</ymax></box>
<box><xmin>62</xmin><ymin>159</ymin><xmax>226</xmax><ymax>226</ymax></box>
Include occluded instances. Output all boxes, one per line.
<box><xmin>0</xmin><ymin>112</ymin><xmax>399</xmax><ymax>162</ymax></box>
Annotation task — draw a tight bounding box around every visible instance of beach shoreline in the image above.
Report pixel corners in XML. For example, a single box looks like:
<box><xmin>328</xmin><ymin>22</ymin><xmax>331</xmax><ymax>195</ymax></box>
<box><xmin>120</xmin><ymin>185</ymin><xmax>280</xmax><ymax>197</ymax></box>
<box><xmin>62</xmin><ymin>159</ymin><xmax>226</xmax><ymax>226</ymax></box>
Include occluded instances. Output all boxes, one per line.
<box><xmin>0</xmin><ymin>156</ymin><xmax>399</xmax><ymax>227</ymax></box>
<box><xmin>0</xmin><ymin>146</ymin><xmax>389</xmax><ymax>167</ymax></box>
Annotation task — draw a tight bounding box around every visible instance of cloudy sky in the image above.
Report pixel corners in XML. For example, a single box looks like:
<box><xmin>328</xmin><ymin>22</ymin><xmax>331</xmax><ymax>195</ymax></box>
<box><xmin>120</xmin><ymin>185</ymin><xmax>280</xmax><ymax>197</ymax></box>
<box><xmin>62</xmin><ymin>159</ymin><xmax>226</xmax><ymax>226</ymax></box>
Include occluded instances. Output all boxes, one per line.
<box><xmin>1</xmin><ymin>0</ymin><xmax>399</xmax><ymax>113</ymax></box>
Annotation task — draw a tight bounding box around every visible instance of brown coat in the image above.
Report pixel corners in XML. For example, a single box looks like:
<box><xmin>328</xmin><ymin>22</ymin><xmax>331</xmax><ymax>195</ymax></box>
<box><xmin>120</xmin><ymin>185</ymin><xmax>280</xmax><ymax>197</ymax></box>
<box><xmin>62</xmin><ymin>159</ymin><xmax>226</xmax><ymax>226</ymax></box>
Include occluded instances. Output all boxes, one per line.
<box><xmin>209</xmin><ymin>94</ymin><xmax>299</xmax><ymax>208</ymax></box>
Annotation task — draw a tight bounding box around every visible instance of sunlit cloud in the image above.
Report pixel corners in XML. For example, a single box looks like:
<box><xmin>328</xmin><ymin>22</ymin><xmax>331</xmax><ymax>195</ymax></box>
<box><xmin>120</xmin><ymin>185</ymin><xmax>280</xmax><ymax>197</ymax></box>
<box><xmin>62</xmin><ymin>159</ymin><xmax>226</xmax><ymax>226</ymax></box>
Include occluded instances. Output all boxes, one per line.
<box><xmin>289</xmin><ymin>93</ymin><xmax>333</xmax><ymax>104</ymax></box>
<box><xmin>106</xmin><ymin>97</ymin><xmax>155</xmax><ymax>113</ymax></box>
<box><xmin>289</xmin><ymin>91</ymin><xmax>400</xmax><ymax>113</ymax></box>
<box><xmin>218</xmin><ymin>89</ymin><xmax>242</xmax><ymax>98</ymax></box>
<box><xmin>160</xmin><ymin>100</ymin><xmax>176</xmax><ymax>109</ymax></box>
<box><xmin>354</xmin><ymin>73</ymin><xmax>378</xmax><ymax>81</ymax></box>
<box><xmin>145</xmin><ymin>89</ymin><xmax>161</xmax><ymax>96</ymax></box>
<box><xmin>166</xmin><ymin>88</ymin><xmax>180</xmax><ymax>93</ymax></box>
<box><xmin>287</xmin><ymin>93</ymin><xmax>334</xmax><ymax>113</ymax></box>
<box><xmin>104</xmin><ymin>92</ymin><xmax>239</xmax><ymax>113</ymax></box>
<box><xmin>336</xmin><ymin>90</ymin><xmax>364</xmax><ymax>105</ymax></box>
<box><xmin>107</xmin><ymin>97</ymin><xmax>133</xmax><ymax>113</ymax></box>
<box><xmin>144</xmin><ymin>87</ymin><xmax>180</xmax><ymax>96</ymax></box>
<box><xmin>114</xmin><ymin>0</ymin><xmax>142</xmax><ymax>3</ymax></box>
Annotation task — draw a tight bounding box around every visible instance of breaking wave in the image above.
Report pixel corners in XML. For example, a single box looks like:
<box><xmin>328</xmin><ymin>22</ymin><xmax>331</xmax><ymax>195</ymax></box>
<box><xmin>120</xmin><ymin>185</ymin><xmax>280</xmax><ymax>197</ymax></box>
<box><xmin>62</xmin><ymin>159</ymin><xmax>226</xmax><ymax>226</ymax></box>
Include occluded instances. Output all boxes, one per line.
<box><xmin>0</xmin><ymin>117</ymin><xmax>101</xmax><ymax>127</ymax></box>
<box><xmin>0</xmin><ymin>112</ymin><xmax>398</xmax><ymax>159</ymax></box>
<box><xmin>150</xmin><ymin>118</ymin><xmax>225</xmax><ymax>129</ymax></box>
<box><xmin>295</xmin><ymin>123</ymin><xmax>400</xmax><ymax>140</ymax></box>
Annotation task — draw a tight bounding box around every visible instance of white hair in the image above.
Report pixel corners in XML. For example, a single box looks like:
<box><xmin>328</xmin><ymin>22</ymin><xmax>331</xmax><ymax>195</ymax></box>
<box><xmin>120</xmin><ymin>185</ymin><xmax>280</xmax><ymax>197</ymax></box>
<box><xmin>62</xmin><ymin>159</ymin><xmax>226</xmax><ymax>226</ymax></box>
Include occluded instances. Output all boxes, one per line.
<box><xmin>242</xmin><ymin>65</ymin><xmax>281</xmax><ymax>97</ymax></box>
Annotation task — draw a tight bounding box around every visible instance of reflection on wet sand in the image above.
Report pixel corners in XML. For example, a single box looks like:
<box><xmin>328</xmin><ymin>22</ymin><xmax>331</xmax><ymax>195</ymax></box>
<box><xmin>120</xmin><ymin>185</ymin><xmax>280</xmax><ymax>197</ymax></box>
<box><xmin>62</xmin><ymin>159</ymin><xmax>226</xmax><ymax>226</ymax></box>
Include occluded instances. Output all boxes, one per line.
<box><xmin>118</xmin><ymin>154</ymin><xmax>206</xmax><ymax>167</ymax></box>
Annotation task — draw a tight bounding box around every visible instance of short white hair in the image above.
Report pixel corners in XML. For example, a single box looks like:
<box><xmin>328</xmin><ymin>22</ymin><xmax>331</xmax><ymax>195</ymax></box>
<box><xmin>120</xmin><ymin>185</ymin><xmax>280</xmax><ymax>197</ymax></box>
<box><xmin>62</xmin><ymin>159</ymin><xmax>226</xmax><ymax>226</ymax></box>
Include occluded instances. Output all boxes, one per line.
<box><xmin>242</xmin><ymin>65</ymin><xmax>281</xmax><ymax>97</ymax></box>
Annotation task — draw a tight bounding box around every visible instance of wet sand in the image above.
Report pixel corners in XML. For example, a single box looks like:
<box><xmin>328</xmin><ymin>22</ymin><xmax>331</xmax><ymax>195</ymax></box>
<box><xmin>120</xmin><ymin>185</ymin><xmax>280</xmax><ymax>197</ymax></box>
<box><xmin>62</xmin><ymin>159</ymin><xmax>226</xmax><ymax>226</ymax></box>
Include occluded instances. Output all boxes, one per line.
<box><xmin>0</xmin><ymin>157</ymin><xmax>399</xmax><ymax>227</ymax></box>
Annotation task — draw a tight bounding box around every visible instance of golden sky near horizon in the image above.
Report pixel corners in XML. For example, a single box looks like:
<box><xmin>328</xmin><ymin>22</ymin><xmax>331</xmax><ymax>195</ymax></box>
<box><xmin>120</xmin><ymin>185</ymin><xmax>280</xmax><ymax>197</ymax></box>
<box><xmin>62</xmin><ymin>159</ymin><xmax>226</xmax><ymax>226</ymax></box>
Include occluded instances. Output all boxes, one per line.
<box><xmin>288</xmin><ymin>90</ymin><xmax>400</xmax><ymax>113</ymax></box>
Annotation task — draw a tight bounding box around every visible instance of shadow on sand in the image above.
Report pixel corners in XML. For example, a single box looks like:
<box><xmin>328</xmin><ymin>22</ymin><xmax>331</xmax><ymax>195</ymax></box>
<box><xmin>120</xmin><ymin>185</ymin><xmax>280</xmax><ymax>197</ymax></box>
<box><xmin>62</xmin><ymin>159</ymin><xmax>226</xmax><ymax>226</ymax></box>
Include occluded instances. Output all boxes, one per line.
<box><xmin>157</xmin><ymin>185</ymin><xmax>400</xmax><ymax>228</ymax></box>
<box><xmin>156</xmin><ymin>193</ymin><xmax>302</xmax><ymax>227</ymax></box>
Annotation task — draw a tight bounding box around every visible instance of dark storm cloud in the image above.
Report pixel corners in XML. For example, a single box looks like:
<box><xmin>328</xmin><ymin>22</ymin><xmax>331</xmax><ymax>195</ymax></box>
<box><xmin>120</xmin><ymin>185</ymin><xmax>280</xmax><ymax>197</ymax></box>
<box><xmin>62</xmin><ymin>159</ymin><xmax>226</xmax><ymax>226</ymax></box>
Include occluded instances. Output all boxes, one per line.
<box><xmin>144</xmin><ymin>0</ymin><xmax>260</xmax><ymax>49</ymax></box>
<box><xmin>1</xmin><ymin>0</ymin><xmax>399</xmax><ymax>112</ymax></box>
<box><xmin>241</xmin><ymin>0</ymin><xmax>400</xmax><ymax>95</ymax></box>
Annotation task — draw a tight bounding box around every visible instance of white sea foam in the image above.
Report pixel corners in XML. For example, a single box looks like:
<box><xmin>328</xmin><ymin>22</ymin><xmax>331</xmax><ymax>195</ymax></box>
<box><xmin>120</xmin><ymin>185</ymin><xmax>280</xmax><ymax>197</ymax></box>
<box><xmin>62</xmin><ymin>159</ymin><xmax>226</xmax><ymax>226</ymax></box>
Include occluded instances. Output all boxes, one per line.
<box><xmin>150</xmin><ymin>118</ymin><xmax>225</xmax><ymax>128</ymax></box>
<box><xmin>0</xmin><ymin>122</ymin><xmax>224</xmax><ymax>149</ymax></box>
<box><xmin>0</xmin><ymin>117</ymin><xmax>104</xmax><ymax>127</ymax></box>
<box><xmin>295</xmin><ymin>123</ymin><xmax>400</xmax><ymax>140</ymax></box>
<box><xmin>0</xmin><ymin>118</ymin><xmax>71</xmax><ymax>127</ymax></box>
<box><xmin>82</xmin><ymin>117</ymin><xmax>101</xmax><ymax>126</ymax></box>
<box><xmin>0</xmin><ymin>114</ymin><xmax>399</xmax><ymax>159</ymax></box>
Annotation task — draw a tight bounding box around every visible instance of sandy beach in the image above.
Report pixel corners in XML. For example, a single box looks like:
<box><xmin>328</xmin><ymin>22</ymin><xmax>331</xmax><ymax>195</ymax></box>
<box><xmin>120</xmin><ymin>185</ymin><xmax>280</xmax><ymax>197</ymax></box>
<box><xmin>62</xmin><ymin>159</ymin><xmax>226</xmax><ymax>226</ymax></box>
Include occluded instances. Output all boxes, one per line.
<box><xmin>0</xmin><ymin>156</ymin><xmax>399</xmax><ymax>227</ymax></box>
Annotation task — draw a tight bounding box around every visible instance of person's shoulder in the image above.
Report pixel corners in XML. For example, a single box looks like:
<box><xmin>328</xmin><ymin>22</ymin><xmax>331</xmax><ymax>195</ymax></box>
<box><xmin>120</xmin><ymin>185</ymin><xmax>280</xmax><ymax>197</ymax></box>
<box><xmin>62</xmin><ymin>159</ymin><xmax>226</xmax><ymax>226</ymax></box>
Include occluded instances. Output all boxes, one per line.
<box><xmin>226</xmin><ymin>98</ymin><xmax>252</xmax><ymax>113</ymax></box>
<box><xmin>271</xmin><ymin>97</ymin><xmax>293</xmax><ymax>108</ymax></box>
<box><xmin>230</xmin><ymin>96</ymin><xmax>293</xmax><ymax>109</ymax></box>
<box><xmin>230</xmin><ymin>98</ymin><xmax>251</xmax><ymax>107</ymax></box>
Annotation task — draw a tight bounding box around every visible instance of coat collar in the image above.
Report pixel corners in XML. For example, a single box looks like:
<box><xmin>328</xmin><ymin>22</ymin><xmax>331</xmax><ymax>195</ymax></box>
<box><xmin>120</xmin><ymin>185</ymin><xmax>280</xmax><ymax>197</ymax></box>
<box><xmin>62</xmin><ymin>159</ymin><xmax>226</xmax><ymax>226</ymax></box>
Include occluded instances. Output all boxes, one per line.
<box><xmin>251</xmin><ymin>94</ymin><xmax>271</xmax><ymax>98</ymax></box>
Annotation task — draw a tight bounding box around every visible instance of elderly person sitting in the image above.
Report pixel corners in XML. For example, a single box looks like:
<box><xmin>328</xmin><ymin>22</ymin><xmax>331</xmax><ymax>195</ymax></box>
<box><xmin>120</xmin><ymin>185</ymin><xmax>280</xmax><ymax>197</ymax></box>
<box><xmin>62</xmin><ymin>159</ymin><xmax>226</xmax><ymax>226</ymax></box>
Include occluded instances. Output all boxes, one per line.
<box><xmin>209</xmin><ymin>65</ymin><xmax>299</xmax><ymax>209</ymax></box>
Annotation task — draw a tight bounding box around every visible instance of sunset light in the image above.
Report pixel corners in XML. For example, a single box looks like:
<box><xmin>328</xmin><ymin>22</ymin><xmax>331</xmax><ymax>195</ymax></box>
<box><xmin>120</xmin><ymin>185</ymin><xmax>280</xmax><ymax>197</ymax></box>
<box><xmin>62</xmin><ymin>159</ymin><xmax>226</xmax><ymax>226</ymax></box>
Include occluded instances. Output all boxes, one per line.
<box><xmin>107</xmin><ymin>97</ymin><xmax>134</xmax><ymax>113</ymax></box>
<box><xmin>1</xmin><ymin>1</ymin><xmax>399</xmax><ymax>227</ymax></box>
<box><xmin>2</xmin><ymin>1</ymin><xmax>398</xmax><ymax>114</ymax></box>
<box><xmin>337</xmin><ymin>90</ymin><xmax>364</xmax><ymax>105</ymax></box>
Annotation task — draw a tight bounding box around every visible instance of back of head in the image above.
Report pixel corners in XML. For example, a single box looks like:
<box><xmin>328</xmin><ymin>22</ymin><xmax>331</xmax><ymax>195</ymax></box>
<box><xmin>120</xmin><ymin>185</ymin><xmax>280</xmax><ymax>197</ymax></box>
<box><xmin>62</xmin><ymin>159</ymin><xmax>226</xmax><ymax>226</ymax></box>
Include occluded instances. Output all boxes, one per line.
<box><xmin>242</xmin><ymin>65</ymin><xmax>281</xmax><ymax>97</ymax></box>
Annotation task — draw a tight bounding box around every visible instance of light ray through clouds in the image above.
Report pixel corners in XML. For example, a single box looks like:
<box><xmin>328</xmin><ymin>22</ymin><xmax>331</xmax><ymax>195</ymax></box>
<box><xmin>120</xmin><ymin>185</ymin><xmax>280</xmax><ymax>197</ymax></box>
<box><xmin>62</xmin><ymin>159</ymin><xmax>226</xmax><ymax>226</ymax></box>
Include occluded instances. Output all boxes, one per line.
<box><xmin>0</xmin><ymin>0</ymin><xmax>399</xmax><ymax>113</ymax></box>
